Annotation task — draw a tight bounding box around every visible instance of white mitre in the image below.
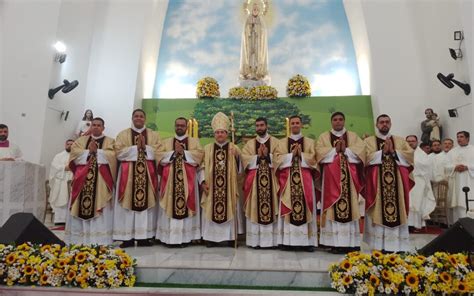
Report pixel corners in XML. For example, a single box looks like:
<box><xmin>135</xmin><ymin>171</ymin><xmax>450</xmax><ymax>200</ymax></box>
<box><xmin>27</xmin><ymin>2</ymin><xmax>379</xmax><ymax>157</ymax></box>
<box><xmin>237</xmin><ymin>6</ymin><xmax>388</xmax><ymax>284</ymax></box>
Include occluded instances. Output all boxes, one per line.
<box><xmin>211</xmin><ymin>112</ymin><xmax>230</xmax><ymax>132</ymax></box>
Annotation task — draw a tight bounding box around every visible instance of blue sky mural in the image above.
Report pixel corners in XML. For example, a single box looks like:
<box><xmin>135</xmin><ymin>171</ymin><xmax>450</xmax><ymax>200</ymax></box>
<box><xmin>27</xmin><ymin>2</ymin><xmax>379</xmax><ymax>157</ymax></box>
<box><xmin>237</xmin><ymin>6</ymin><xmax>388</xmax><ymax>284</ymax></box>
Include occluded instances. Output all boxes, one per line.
<box><xmin>154</xmin><ymin>0</ymin><xmax>361</xmax><ymax>98</ymax></box>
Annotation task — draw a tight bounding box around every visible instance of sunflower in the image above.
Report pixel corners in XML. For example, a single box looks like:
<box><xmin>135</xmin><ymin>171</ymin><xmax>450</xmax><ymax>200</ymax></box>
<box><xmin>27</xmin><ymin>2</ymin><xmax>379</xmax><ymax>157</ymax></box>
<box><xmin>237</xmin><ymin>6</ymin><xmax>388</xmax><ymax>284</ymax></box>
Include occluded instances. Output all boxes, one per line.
<box><xmin>342</xmin><ymin>275</ymin><xmax>353</xmax><ymax>286</ymax></box>
<box><xmin>369</xmin><ymin>274</ymin><xmax>380</xmax><ymax>287</ymax></box>
<box><xmin>40</xmin><ymin>245</ymin><xmax>52</xmax><ymax>253</ymax></box>
<box><xmin>381</xmin><ymin>269</ymin><xmax>391</xmax><ymax>281</ymax></box>
<box><xmin>66</xmin><ymin>270</ymin><xmax>76</xmax><ymax>282</ymax></box>
<box><xmin>75</xmin><ymin>252</ymin><xmax>87</xmax><ymax>263</ymax></box>
<box><xmin>56</xmin><ymin>259</ymin><xmax>67</xmax><ymax>268</ymax></box>
<box><xmin>340</xmin><ymin>259</ymin><xmax>352</xmax><ymax>271</ymax></box>
<box><xmin>23</xmin><ymin>265</ymin><xmax>34</xmax><ymax>276</ymax></box>
<box><xmin>457</xmin><ymin>281</ymin><xmax>468</xmax><ymax>293</ymax></box>
<box><xmin>372</xmin><ymin>250</ymin><xmax>383</xmax><ymax>260</ymax></box>
<box><xmin>5</xmin><ymin>253</ymin><xmax>16</xmax><ymax>265</ymax></box>
<box><xmin>406</xmin><ymin>273</ymin><xmax>419</xmax><ymax>289</ymax></box>
<box><xmin>448</xmin><ymin>255</ymin><xmax>457</xmax><ymax>266</ymax></box>
<box><xmin>440</xmin><ymin>272</ymin><xmax>452</xmax><ymax>283</ymax></box>
<box><xmin>40</xmin><ymin>274</ymin><xmax>49</xmax><ymax>285</ymax></box>
<box><xmin>96</xmin><ymin>264</ymin><xmax>106</xmax><ymax>276</ymax></box>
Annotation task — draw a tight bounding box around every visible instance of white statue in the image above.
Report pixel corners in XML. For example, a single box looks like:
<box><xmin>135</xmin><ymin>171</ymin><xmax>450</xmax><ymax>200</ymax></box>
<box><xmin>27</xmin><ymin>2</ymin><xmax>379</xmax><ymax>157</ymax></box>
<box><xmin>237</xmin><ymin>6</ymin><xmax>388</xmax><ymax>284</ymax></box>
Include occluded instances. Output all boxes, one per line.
<box><xmin>239</xmin><ymin>0</ymin><xmax>270</xmax><ymax>86</ymax></box>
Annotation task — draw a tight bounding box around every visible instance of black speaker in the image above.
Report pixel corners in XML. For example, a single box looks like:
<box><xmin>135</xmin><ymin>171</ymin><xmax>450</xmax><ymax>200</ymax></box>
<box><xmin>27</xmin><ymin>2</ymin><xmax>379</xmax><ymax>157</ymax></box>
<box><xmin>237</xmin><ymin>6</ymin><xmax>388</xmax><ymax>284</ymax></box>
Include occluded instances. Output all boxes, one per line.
<box><xmin>419</xmin><ymin>217</ymin><xmax>474</xmax><ymax>255</ymax></box>
<box><xmin>0</xmin><ymin>213</ymin><xmax>65</xmax><ymax>246</ymax></box>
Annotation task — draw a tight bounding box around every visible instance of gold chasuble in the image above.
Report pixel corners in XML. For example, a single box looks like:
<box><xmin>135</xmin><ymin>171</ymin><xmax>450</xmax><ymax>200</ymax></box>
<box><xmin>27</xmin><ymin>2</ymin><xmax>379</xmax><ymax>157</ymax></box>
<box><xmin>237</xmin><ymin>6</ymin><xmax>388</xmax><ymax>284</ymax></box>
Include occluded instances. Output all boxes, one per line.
<box><xmin>115</xmin><ymin>128</ymin><xmax>161</xmax><ymax>211</ymax></box>
<box><xmin>242</xmin><ymin>137</ymin><xmax>282</xmax><ymax>225</ymax></box>
<box><xmin>278</xmin><ymin>137</ymin><xmax>318</xmax><ymax>226</ymax></box>
<box><xmin>315</xmin><ymin>131</ymin><xmax>365</xmax><ymax>225</ymax></box>
<box><xmin>69</xmin><ymin>136</ymin><xmax>117</xmax><ymax>219</ymax></box>
<box><xmin>156</xmin><ymin>137</ymin><xmax>203</xmax><ymax>219</ymax></box>
<box><xmin>364</xmin><ymin>136</ymin><xmax>414</xmax><ymax>227</ymax></box>
<box><xmin>201</xmin><ymin>142</ymin><xmax>241</xmax><ymax>224</ymax></box>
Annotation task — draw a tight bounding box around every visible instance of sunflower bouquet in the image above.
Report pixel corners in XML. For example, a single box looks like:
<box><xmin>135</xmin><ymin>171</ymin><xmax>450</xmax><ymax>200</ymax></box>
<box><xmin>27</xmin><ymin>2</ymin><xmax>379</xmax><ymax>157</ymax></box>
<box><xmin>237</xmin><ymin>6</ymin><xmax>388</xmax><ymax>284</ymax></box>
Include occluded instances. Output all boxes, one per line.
<box><xmin>0</xmin><ymin>243</ymin><xmax>136</xmax><ymax>288</ymax></box>
<box><xmin>196</xmin><ymin>77</ymin><xmax>220</xmax><ymax>99</ymax></box>
<box><xmin>329</xmin><ymin>251</ymin><xmax>474</xmax><ymax>295</ymax></box>
<box><xmin>228</xmin><ymin>85</ymin><xmax>277</xmax><ymax>100</ymax></box>
<box><xmin>248</xmin><ymin>85</ymin><xmax>278</xmax><ymax>100</ymax></box>
<box><xmin>228</xmin><ymin>86</ymin><xmax>249</xmax><ymax>99</ymax></box>
<box><xmin>286</xmin><ymin>74</ymin><xmax>311</xmax><ymax>97</ymax></box>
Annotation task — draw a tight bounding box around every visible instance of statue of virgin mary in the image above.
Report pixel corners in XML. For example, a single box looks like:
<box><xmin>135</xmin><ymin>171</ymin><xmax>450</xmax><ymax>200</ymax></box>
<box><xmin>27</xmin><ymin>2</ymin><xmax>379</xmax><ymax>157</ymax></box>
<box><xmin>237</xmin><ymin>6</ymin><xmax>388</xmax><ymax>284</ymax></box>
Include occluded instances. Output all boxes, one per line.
<box><xmin>239</xmin><ymin>0</ymin><xmax>271</xmax><ymax>87</ymax></box>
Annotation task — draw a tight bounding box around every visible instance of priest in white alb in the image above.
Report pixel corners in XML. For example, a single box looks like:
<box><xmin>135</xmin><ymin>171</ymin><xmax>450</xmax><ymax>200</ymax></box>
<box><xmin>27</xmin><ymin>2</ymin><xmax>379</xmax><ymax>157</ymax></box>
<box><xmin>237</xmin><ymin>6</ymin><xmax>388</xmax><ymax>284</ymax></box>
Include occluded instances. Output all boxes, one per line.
<box><xmin>445</xmin><ymin>131</ymin><xmax>474</xmax><ymax>224</ymax></box>
<box><xmin>49</xmin><ymin>139</ymin><xmax>74</xmax><ymax>224</ymax></box>
<box><xmin>0</xmin><ymin>124</ymin><xmax>22</xmax><ymax>161</ymax></box>
<box><xmin>66</xmin><ymin>118</ymin><xmax>116</xmax><ymax>245</ymax></box>
<box><xmin>362</xmin><ymin>114</ymin><xmax>414</xmax><ymax>253</ymax></box>
<box><xmin>242</xmin><ymin>117</ymin><xmax>282</xmax><ymax>248</ymax></box>
<box><xmin>156</xmin><ymin>117</ymin><xmax>204</xmax><ymax>247</ymax></box>
<box><xmin>316</xmin><ymin>112</ymin><xmax>365</xmax><ymax>253</ymax></box>
<box><xmin>406</xmin><ymin>138</ymin><xmax>436</xmax><ymax>230</ymax></box>
<box><xmin>113</xmin><ymin>109</ymin><xmax>162</xmax><ymax>248</ymax></box>
<box><xmin>277</xmin><ymin>115</ymin><xmax>318</xmax><ymax>251</ymax></box>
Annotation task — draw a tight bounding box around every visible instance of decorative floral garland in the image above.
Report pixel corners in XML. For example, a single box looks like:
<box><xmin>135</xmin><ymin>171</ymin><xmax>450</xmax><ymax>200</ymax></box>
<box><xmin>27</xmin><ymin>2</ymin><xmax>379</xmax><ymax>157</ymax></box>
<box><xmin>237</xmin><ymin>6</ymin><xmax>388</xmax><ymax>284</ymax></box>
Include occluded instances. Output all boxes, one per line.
<box><xmin>196</xmin><ymin>77</ymin><xmax>220</xmax><ymax>99</ymax></box>
<box><xmin>286</xmin><ymin>74</ymin><xmax>311</xmax><ymax>97</ymax></box>
<box><xmin>0</xmin><ymin>243</ymin><xmax>136</xmax><ymax>288</ymax></box>
<box><xmin>228</xmin><ymin>86</ymin><xmax>277</xmax><ymax>100</ymax></box>
<box><xmin>329</xmin><ymin>251</ymin><xmax>474</xmax><ymax>296</ymax></box>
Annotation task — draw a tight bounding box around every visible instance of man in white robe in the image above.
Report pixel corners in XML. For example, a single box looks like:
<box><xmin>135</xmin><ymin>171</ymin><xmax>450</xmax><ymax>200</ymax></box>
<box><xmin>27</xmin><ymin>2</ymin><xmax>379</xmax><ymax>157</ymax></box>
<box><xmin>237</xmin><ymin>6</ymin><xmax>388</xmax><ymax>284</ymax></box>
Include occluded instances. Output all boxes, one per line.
<box><xmin>65</xmin><ymin>118</ymin><xmax>116</xmax><ymax>245</ymax></box>
<box><xmin>316</xmin><ymin>112</ymin><xmax>365</xmax><ymax>253</ymax></box>
<box><xmin>242</xmin><ymin>117</ymin><xmax>282</xmax><ymax>248</ymax></box>
<box><xmin>113</xmin><ymin>109</ymin><xmax>161</xmax><ymax>248</ymax></box>
<box><xmin>362</xmin><ymin>114</ymin><xmax>414</xmax><ymax>253</ymax></box>
<box><xmin>156</xmin><ymin>117</ymin><xmax>203</xmax><ymax>247</ymax></box>
<box><xmin>278</xmin><ymin>115</ymin><xmax>318</xmax><ymax>251</ymax></box>
<box><xmin>431</xmin><ymin>139</ymin><xmax>454</xmax><ymax>226</ymax></box>
<box><xmin>49</xmin><ymin>139</ymin><xmax>74</xmax><ymax>224</ymax></box>
<box><xmin>445</xmin><ymin>131</ymin><xmax>474</xmax><ymax>224</ymax></box>
<box><xmin>407</xmin><ymin>138</ymin><xmax>436</xmax><ymax>230</ymax></box>
<box><xmin>0</xmin><ymin>124</ymin><xmax>22</xmax><ymax>161</ymax></box>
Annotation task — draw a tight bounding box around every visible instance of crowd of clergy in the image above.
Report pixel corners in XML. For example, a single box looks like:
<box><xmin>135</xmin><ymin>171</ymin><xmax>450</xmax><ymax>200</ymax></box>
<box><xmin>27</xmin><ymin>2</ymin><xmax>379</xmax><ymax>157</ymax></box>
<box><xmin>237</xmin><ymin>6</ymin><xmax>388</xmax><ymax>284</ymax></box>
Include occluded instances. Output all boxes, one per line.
<box><xmin>0</xmin><ymin>108</ymin><xmax>472</xmax><ymax>254</ymax></box>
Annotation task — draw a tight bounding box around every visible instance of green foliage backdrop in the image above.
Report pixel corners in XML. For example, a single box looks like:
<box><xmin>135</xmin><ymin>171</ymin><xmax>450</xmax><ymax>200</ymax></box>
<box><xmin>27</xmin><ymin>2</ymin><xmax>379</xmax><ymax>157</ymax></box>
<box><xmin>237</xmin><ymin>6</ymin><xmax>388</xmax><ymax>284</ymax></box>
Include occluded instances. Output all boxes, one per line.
<box><xmin>143</xmin><ymin>96</ymin><xmax>374</xmax><ymax>145</ymax></box>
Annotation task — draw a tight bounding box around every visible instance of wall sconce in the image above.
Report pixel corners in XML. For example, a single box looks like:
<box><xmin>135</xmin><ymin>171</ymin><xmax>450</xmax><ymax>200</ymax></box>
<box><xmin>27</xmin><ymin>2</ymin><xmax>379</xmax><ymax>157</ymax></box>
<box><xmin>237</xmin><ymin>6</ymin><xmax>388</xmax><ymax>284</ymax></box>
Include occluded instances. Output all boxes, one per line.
<box><xmin>449</xmin><ymin>31</ymin><xmax>464</xmax><ymax>60</ymax></box>
<box><xmin>53</xmin><ymin>41</ymin><xmax>67</xmax><ymax>64</ymax></box>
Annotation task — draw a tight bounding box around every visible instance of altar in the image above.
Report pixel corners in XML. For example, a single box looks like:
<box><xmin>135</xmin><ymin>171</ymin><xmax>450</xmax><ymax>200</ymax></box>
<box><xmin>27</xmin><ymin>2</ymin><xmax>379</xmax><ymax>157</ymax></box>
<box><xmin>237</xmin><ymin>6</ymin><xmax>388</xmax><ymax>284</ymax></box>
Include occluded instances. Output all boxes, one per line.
<box><xmin>0</xmin><ymin>161</ymin><xmax>46</xmax><ymax>225</ymax></box>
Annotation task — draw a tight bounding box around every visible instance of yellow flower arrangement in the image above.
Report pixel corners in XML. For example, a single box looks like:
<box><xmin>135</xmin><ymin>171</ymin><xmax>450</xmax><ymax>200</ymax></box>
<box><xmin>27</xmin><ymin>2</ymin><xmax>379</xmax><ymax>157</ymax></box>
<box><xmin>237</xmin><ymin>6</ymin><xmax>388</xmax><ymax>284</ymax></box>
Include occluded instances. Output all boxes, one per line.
<box><xmin>0</xmin><ymin>243</ymin><xmax>136</xmax><ymax>289</ymax></box>
<box><xmin>196</xmin><ymin>77</ymin><xmax>220</xmax><ymax>99</ymax></box>
<box><xmin>286</xmin><ymin>74</ymin><xmax>311</xmax><ymax>97</ymax></box>
<box><xmin>329</xmin><ymin>251</ymin><xmax>474</xmax><ymax>295</ymax></box>
<box><xmin>229</xmin><ymin>86</ymin><xmax>277</xmax><ymax>100</ymax></box>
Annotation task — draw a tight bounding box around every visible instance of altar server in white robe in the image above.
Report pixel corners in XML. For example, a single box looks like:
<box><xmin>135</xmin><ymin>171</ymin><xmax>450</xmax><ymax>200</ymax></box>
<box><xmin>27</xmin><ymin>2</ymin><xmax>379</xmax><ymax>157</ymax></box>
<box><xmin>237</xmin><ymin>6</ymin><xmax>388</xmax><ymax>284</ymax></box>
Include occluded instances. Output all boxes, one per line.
<box><xmin>408</xmin><ymin>140</ymin><xmax>436</xmax><ymax>230</ymax></box>
<box><xmin>66</xmin><ymin>118</ymin><xmax>116</xmax><ymax>245</ymax></box>
<box><xmin>156</xmin><ymin>117</ymin><xmax>204</xmax><ymax>246</ymax></box>
<box><xmin>242</xmin><ymin>117</ymin><xmax>283</xmax><ymax>248</ymax></box>
<box><xmin>199</xmin><ymin>112</ymin><xmax>244</xmax><ymax>247</ymax></box>
<box><xmin>431</xmin><ymin>139</ymin><xmax>454</xmax><ymax>215</ymax></box>
<box><xmin>362</xmin><ymin>114</ymin><xmax>414</xmax><ymax>253</ymax></box>
<box><xmin>113</xmin><ymin>109</ymin><xmax>161</xmax><ymax>248</ymax></box>
<box><xmin>49</xmin><ymin>139</ymin><xmax>74</xmax><ymax>224</ymax></box>
<box><xmin>277</xmin><ymin>115</ymin><xmax>319</xmax><ymax>251</ymax></box>
<box><xmin>0</xmin><ymin>124</ymin><xmax>22</xmax><ymax>161</ymax></box>
<box><xmin>445</xmin><ymin>131</ymin><xmax>474</xmax><ymax>224</ymax></box>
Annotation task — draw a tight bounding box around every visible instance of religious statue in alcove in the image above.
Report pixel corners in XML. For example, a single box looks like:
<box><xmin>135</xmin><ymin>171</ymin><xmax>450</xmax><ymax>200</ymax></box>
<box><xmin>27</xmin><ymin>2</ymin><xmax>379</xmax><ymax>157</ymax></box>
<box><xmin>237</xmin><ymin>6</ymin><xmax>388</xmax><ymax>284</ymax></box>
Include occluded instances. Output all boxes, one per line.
<box><xmin>421</xmin><ymin>108</ymin><xmax>442</xmax><ymax>143</ymax></box>
<box><xmin>239</xmin><ymin>0</ymin><xmax>271</xmax><ymax>87</ymax></box>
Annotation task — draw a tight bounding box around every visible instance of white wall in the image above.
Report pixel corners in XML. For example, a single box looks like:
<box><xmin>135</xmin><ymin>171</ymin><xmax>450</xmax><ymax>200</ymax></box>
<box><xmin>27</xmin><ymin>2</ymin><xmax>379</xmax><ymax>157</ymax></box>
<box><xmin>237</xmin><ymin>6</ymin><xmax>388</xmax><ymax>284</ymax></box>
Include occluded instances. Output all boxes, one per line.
<box><xmin>134</xmin><ymin>0</ymin><xmax>169</xmax><ymax>107</ymax></box>
<box><xmin>344</xmin><ymin>0</ymin><xmax>473</xmax><ymax>140</ymax></box>
<box><xmin>83</xmin><ymin>0</ymin><xmax>159</xmax><ymax>138</ymax></box>
<box><xmin>1</xmin><ymin>0</ymin><xmax>169</xmax><ymax>171</ymax></box>
<box><xmin>40</xmin><ymin>0</ymin><xmax>98</xmax><ymax>168</ymax></box>
<box><xmin>1</xmin><ymin>0</ymin><xmax>61</xmax><ymax>163</ymax></box>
